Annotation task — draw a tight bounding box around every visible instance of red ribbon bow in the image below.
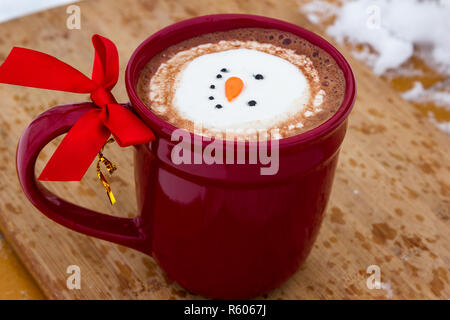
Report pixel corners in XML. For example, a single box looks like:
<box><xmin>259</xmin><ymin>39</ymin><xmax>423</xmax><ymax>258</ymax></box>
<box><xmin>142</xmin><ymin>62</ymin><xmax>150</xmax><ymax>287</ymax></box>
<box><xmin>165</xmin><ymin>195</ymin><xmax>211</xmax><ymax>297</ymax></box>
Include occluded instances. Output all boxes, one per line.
<box><xmin>0</xmin><ymin>35</ymin><xmax>155</xmax><ymax>181</ymax></box>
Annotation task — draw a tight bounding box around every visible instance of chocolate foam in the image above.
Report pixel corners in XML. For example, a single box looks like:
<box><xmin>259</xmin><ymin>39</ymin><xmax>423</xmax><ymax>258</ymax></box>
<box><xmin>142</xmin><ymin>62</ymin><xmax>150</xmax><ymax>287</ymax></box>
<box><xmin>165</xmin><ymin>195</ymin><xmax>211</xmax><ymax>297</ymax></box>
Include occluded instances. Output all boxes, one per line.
<box><xmin>137</xmin><ymin>28</ymin><xmax>346</xmax><ymax>140</ymax></box>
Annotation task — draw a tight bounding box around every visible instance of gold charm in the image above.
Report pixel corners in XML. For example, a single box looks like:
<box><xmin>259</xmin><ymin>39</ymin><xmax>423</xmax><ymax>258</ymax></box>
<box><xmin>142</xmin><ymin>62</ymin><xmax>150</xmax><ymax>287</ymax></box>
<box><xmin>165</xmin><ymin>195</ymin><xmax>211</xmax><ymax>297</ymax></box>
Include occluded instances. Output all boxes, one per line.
<box><xmin>96</xmin><ymin>138</ymin><xmax>117</xmax><ymax>205</ymax></box>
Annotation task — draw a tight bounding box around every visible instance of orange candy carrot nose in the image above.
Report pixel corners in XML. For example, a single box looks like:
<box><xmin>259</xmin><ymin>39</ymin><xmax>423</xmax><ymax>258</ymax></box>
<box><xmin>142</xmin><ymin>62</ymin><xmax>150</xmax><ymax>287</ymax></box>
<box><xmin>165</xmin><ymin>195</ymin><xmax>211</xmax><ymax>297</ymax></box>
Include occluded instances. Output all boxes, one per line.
<box><xmin>225</xmin><ymin>77</ymin><xmax>244</xmax><ymax>102</ymax></box>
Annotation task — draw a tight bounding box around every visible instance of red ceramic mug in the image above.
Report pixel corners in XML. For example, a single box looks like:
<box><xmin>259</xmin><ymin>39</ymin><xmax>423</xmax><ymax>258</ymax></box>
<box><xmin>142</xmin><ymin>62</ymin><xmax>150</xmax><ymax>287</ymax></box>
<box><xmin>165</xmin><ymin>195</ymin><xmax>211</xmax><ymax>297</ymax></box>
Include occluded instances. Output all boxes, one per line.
<box><xmin>17</xmin><ymin>14</ymin><xmax>356</xmax><ymax>299</ymax></box>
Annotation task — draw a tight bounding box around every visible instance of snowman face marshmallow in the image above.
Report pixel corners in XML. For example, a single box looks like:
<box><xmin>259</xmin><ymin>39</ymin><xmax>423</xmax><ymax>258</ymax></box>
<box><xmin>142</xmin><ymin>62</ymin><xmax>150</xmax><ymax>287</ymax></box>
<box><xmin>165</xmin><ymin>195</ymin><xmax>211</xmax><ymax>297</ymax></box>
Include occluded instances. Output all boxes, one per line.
<box><xmin>173</xmin><ymin>48</ymin><xmax>311</xmax><ymax>132</ymax></box>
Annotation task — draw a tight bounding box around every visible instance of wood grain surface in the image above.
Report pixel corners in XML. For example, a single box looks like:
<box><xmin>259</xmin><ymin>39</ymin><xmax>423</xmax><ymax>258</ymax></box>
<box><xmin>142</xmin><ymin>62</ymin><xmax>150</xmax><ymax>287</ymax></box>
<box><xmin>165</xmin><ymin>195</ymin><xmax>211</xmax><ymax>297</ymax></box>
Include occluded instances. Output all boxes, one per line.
<box><xmin>0</xmin><ymin>0</ymin><xmax>449</xmax><ymax>299</ymax></box>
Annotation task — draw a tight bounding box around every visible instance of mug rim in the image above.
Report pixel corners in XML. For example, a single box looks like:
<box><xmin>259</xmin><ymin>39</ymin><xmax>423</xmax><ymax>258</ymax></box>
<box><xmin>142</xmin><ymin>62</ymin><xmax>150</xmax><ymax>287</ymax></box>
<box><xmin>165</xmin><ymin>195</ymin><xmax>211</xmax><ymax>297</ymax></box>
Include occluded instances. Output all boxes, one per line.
<box><xmin>125</xmin><ymin>14</ymin><xmax>356</xmax><ymax>148</ymax></box>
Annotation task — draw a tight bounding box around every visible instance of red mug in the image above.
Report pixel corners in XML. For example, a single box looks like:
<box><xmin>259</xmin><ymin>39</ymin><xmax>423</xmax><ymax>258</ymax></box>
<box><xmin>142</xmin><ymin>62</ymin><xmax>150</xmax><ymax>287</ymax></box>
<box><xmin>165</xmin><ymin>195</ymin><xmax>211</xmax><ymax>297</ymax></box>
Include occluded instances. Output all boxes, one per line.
<box><xmin>16</xmin><ymin>14</ymin><xmax>356</xmax><ymax>299</ymax></box>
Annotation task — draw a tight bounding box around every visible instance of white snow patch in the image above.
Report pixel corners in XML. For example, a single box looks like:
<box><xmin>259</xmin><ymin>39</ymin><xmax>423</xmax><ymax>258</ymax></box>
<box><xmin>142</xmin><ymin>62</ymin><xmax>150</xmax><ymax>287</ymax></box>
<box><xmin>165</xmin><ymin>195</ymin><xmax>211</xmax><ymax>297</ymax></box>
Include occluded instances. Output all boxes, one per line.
<box><xmin>0</xmin><ymin>0</ymin><xmax>78</xmax><ymax>23</ymax></box>
<box><xmin>300</xmin><ymin>0</ymin><xmax>450</xmax><ymax>135</ymax></box>
<box><xmin>301</xmin><ymin>0</ymin><xmax>450</xmax><ymax>75</ymax></box>
<box><xmin>402</xmin><ymin>81</ymin><xmax>450</xmax><ymax>107</ymax></box>
<box><xmin>380</xmin><ymin>282</ymin><xmax>393</xmax><ymax>299</ymax></box>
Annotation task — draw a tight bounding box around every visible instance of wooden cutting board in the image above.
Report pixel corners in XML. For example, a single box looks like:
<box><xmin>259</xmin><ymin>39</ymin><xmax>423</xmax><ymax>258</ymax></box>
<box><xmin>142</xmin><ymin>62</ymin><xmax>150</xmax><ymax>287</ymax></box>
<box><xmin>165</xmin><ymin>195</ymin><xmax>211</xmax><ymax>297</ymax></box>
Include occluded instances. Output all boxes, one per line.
<box><xmin>0</xmin><ymin>0</ymin><xmax>449</xmax><ymax>300</ymax></box>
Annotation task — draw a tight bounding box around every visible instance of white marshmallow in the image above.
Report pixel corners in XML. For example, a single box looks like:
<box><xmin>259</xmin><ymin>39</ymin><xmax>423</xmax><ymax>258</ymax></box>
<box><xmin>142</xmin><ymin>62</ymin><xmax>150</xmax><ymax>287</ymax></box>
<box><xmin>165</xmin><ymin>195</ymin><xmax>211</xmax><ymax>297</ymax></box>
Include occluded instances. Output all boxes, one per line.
<box><xmin>172</xmin><ymin>48</ymin><xmax>310</xmax><ymax>132</ymax></box>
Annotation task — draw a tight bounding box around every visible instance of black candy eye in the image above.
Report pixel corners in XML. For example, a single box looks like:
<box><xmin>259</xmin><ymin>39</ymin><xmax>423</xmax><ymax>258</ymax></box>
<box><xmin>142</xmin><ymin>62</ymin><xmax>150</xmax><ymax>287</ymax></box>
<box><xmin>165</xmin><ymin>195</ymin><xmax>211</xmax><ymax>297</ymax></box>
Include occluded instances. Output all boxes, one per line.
<box><xmin>220</xmin><ymin>68</ymin><xmax>228</xmax><ymax>72</ymax></box>
<box><xmin>248</xmin><ymin>100</ymin><xmax>257</xmax><ymax>106</ymax></box>
<box><xmin>254</xmin><ymin>74</ymin><xmax>264</xmax><ymax>80</ymax></box>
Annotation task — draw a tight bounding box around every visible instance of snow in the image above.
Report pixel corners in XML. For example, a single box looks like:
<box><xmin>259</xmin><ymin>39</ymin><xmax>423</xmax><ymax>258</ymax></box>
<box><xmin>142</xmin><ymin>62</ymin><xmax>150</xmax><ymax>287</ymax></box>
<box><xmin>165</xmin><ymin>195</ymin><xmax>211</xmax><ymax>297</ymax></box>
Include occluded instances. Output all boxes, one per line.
<box><xmin>402</xmin><ymin>82</ymin><xmax>450</xmax><ymax>107</ymax></box>
<box><xmin>402</xmin><ymin>81</ymin><xmax>450</xmax><ymax>134</ymax></box>
<box><xmin>301</xmin><ymin>0</ymin><xmax>450</xmax><ymax>76</ymax></box>
<box><xmin>380</xmin><ymin>281</ymin><xmax>393</xmax><ymax>299</ymax></box>
<box><xmin>0</xmin><ymin>0</ymin><xmax>78</xmax><ymax>23</ymax></box>
<box><xmin>300</xmin><ymin>0</ymin><xmax>450</xmax><ymax>134</ymax></box>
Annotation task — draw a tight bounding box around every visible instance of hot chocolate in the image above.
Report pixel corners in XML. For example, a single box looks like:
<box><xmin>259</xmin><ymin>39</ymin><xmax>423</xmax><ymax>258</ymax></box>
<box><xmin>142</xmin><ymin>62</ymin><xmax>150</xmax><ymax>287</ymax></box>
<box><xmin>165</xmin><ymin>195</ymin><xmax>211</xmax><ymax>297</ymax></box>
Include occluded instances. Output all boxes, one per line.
<box><xmin>137</xmin><ymin>28</ymin><xmax>345</xmax><ymax>140</ymax></box>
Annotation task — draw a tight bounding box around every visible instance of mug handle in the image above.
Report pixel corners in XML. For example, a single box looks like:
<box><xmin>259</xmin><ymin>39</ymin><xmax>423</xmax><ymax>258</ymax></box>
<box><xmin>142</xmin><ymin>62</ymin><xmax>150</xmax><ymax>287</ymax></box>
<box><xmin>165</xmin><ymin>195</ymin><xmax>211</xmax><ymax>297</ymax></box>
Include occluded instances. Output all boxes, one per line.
<box><xmin>16</xmin><ymin>102</ymin><xmax>150</xmax><ymax>253</ymax></box>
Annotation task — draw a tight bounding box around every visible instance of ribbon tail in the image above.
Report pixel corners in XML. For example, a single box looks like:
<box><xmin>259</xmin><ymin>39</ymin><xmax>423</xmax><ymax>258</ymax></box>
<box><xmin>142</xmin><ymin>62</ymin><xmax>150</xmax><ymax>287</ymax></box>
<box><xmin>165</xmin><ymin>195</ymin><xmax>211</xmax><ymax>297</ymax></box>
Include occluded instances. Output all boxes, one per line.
<box><xmin>38</xmin><ymin>109</ymin><xmax>110</xmax><ymax>181</ymax></box>
<box><xmin>0</xmin><ymin>47</ymin><xmax>96</xmax><ymax>93</ymax></box>
<box><xmin>101</xmin><ymin>104</ymin><xmax>155</xmax><ymax>147</ymax></box>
